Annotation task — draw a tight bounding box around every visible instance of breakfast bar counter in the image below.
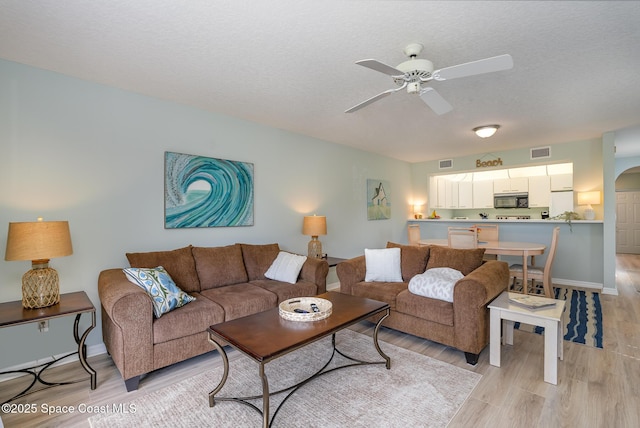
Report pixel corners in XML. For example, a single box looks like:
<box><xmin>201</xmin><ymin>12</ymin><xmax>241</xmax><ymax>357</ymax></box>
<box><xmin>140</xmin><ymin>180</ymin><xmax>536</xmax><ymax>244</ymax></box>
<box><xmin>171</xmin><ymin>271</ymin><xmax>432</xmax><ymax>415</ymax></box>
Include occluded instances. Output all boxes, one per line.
<box><xmin>408</xmin><ymin>218</ymin><xmax>603</xmax><ymax>289</ymax></box>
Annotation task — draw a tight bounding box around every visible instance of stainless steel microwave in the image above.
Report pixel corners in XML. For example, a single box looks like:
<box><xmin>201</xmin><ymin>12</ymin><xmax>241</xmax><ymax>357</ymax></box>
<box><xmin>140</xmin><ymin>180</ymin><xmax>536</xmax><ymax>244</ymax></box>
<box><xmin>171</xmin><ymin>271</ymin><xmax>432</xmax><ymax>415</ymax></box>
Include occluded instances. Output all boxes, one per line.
<box><xmin>494</xmin><ymin>194</ymin><xmax>528</xmax><ymax>209</ymax></box>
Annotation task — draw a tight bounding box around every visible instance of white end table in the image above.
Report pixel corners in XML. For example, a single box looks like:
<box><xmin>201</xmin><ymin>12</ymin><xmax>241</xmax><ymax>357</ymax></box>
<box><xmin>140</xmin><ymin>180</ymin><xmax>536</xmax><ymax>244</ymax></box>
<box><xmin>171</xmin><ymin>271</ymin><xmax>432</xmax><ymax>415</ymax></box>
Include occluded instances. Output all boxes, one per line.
<box><xmin>488</xmin><ymin>291</ymin><xmax>566</xmax><ymax>385</ymax></box>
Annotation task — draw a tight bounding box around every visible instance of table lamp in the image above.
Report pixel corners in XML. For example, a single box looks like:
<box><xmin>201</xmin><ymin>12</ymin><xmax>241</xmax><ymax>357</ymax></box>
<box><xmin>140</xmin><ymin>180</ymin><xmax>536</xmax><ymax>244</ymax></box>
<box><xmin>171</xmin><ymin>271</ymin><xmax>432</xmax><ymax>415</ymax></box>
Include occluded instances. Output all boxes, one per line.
<box><xmin>413</xmin><ymin>203</ymin><xmax>424</xmax><ymax>219</ymax></box>
<box><xmin>302</xmin><ymin>215</ymin><xmax>327</xmax><ymax>259</ymax></box>
<box><xmin>5</xmin><ymin>218</ymin><xmax>73</xmax><ymax>309</ymax></box>
<box><xmin>577</xmin><ymin>191</ymin><xmax>600</xmax><ymax>220</ymax></box>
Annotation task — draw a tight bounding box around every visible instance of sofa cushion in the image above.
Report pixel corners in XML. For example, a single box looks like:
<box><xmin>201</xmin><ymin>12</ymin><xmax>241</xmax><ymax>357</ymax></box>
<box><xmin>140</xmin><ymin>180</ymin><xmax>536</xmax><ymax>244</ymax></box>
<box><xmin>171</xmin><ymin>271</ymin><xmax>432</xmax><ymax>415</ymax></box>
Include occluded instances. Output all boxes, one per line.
<box><xmin>386</xmin><ymin>242</ymin><xmax>430</xmax><ymax>281</ymax></box>
<box><xmin>352</xmin><ymin>281</ymin><xmax>407</xmax><ymax>310</ymax></box>
<box><xmin>126</xmin><ymin>246</ymin><xmax>200</xmax><ymax>293</ymax></box>
<box><xmin>152</xmin><ymin>291</ymin><xmax>225</xmax><ymax>344</ymax></box>
<box><xmin>426</xmin><ymin>246</ymin><xmax>485</xmax><ymax>276</ymax></box>
<box><xmin>395</xmin><ymin>290</ymin><xmax>454</xmax><ymax>326</ymax></box>
<box><xmin>364</xmin><ymin>248</ymin><xmax>403</xmax><ymax>282</ymax></box>
<box><xmin>123</xmin><ymin>266</ymin><xmax>196</xmax><ymax>318</ymax></box>
<box><xmin>240</xmin><ymin>243</ymin><xmax>280</xmax><ymax>281</ymax></box>
<box><xmin>192</xmin><ymin>244</ymin><xmax>248</xmax><ymax>290</ymax></box>
<box><xmin>199</xmin><ymin>283</ymin><xmax>278</xmax><ymax>321</ymax></box>
<box><xmin>251</xmin><ymin>279</ymin><xmax>318</xmax><ymax>302</ymax></box>
<box><xmin>264</xmin><ymin>251</ymin><xmax>307</xmax><ymax>284</ymax></box>
<box><xmin>408</xmin><ymin>267</ymin><xmax>464</xmax><ymax>302</ymax></box>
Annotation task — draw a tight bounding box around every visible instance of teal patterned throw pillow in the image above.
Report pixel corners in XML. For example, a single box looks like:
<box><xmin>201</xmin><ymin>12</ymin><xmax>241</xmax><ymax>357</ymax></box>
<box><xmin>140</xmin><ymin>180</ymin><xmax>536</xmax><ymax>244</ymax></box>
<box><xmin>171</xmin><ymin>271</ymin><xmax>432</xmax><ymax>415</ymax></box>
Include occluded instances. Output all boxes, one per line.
<box><xmin>123</xmin><ymin>266</ymin><xmax>195</xmax><ymax>318</ymax></box>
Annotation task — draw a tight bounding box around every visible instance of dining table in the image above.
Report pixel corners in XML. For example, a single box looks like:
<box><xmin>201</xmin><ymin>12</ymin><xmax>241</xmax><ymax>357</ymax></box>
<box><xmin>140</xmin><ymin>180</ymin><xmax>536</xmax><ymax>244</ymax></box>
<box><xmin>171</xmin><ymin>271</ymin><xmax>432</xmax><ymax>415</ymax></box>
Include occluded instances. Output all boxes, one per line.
<box><xmin>418</xmin><ymin>239</ymin><xmax>546</xmax><ymax>293</ymax></box>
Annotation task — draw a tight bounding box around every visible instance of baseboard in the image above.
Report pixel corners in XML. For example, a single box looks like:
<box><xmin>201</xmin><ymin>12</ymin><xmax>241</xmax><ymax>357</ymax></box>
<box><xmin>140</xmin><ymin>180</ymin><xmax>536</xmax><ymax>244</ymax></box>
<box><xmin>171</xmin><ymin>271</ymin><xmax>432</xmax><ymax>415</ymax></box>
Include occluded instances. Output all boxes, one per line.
<box><xmin>552</xmin><ymin>277</ymin><xmax>619</xmax><ymax>295</ymax></box>
<box><xmin>0</xmin><ymin>343</ymin><xmax>108</xmax><ymax>383</ymax></box>
<box><xmin>552</xmin><ymin>277</ymin><xmax>603</xmax><ymax>291</ymax></box>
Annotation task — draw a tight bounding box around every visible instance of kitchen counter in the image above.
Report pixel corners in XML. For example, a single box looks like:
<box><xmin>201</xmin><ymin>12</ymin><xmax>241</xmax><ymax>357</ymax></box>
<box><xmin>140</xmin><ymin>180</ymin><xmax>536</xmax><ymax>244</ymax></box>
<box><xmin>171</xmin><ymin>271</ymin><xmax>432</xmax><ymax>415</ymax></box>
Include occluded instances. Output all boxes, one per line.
<box><xmin>408</xmin><ymin>218</ymin><xmax>603</xmax><ymax>289</ymax></box>
<box><xmin>408</xmin><ymin>218</ymin><xmax>603</xmax><ymax>224</ymax></box>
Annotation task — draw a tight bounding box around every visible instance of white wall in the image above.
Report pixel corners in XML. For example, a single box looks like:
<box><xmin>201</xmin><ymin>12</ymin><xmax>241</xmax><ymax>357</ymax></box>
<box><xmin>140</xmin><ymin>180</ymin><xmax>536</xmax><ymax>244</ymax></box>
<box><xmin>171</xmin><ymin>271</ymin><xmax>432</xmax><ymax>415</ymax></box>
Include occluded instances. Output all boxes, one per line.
<box><xmin>0</xmin><ymin>59</ymin><xmax>412</xmax><ymax>368</ymax></box>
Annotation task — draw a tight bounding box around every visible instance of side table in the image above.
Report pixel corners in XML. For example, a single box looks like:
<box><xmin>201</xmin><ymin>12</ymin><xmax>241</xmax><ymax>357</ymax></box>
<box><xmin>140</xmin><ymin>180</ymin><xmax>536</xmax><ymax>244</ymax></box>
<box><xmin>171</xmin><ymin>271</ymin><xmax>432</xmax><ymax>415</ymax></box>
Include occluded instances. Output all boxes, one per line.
<box><xmin>323</xmin><ymin>257</ymin><xmax>346</xmax><ymax>291</ymax></box>
<box><xmin>324</xmin><ymin>256</ymin><xmax>346</xmax><ymax>267</ymax></box>
<box><xmin>0</xmin><ymin>291</ymin><xmax>97</xmax><ymax>404</ymax></box>
<box><xmin>488</xmin><ymin>291</ymin><xmax>565</xmax><ymax>385</ymax></box>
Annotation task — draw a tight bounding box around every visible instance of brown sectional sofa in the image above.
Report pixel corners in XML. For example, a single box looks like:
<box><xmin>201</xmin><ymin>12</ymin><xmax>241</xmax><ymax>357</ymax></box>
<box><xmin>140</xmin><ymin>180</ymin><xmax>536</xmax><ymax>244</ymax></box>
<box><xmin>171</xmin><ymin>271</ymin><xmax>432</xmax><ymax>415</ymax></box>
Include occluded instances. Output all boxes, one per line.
<box><xmin>98</xmin><ymin>243</ymin><xmax>329</xmax><ymax>391</ymax></box>
<box><xmin>336</xmin><ymin>242</ymin><xmax>508</xmax><ymax>364</ymax></box>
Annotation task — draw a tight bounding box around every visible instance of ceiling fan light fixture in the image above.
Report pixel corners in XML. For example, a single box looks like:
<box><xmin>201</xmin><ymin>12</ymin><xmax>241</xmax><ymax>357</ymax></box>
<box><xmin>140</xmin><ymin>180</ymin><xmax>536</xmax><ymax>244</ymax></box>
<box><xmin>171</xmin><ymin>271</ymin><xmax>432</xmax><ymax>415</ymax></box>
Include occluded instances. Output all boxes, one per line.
<box><xmin>473</xmin><ymin>125</ymin><xmax>500</xmax><ymax>138</ymax></box>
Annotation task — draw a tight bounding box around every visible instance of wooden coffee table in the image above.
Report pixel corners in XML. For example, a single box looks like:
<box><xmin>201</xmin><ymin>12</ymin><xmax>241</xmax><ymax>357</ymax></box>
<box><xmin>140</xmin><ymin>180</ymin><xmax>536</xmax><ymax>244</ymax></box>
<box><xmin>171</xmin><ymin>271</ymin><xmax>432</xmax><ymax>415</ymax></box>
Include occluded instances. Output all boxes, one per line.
<box><xmin>207</xmin><ymin>291</ymin><xmax>391</xmax><ymax>428</ymax></box>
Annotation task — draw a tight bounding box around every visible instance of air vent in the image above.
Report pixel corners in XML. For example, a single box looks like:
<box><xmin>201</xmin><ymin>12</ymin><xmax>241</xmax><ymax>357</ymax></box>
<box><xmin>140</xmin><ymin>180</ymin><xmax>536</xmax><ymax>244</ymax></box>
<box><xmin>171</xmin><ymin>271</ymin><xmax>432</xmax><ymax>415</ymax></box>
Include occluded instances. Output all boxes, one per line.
<box><xmin>530</xmin><ymin>146</ymin><xmax>551</xmax><ymax>159</ymax></box>
<box><xmin>439</xmin><ymin>159</ymin><xmax>453</xmax><ymax>169</ymax></box>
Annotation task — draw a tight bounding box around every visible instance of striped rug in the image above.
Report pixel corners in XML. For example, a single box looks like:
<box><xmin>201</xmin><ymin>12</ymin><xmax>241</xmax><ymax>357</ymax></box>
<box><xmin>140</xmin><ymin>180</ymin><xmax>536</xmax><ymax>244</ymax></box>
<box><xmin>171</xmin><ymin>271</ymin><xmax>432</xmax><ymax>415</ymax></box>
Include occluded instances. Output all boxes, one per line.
<box><xmin>514</xmin><ymin>286</ymin><xmax>603</xmax><ymax>349</ymax></box>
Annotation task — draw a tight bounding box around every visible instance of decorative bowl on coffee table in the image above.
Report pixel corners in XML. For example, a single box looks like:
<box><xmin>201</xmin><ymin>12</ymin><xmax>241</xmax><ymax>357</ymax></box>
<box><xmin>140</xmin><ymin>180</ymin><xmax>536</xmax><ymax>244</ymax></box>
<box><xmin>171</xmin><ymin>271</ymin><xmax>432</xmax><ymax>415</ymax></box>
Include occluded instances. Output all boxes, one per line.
<box><xmin>279</xmin><ymin>297</ymin><xmax>332</xmax><ymax>322</ymax></box>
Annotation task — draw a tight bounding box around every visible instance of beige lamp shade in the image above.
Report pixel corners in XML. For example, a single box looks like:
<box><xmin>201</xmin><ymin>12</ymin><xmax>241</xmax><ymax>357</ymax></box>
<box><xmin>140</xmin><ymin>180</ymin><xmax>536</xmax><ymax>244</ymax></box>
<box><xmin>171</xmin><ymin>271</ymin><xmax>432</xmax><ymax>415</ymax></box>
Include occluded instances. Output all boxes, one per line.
<box><xmin>302</xmin><ymin>215</ymin><xmax>326</xmax><ymax>259</ymax></box>
<box><xmin>5</xmin><ymin>220</ymin><xmax>73</xmax><ymax>261</ymax></box>
<box><xmin>302</xmin><ymin>215</ymin><xmax>327</xmax><ymax>237</ymax></box>
<box><xmin>577</xmin><ymin>191</ymin><xmax>600</xmax><ymax>206</ymax></box>
<box><xmin>5</xmin><ymin>220</ymin><xmax>73</xmax><ymax>309</ymax></box>
<box><xmin>577</xmin><ymin>191</ymin><xmax>600</xmax><ymax>221</ymax></box>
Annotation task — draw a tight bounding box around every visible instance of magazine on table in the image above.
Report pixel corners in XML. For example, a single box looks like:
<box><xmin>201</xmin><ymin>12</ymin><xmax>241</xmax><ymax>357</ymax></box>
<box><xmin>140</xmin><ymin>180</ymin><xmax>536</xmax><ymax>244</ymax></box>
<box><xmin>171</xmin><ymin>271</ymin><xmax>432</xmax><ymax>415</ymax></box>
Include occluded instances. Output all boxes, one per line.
<box><xmin>508</xmin><ymin>294</ymin><xmax>556</xmax><ymax>310</ymax></box>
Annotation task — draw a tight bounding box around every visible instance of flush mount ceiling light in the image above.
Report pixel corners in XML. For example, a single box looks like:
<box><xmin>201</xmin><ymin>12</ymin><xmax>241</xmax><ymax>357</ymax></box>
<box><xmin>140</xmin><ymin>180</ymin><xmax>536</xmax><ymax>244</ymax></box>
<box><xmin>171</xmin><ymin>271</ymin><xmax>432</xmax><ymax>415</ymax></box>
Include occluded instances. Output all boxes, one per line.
<box><xmin>473</xmin><ymin>125</ymin><xmax>500</xmax><ymax>138</ymax></box>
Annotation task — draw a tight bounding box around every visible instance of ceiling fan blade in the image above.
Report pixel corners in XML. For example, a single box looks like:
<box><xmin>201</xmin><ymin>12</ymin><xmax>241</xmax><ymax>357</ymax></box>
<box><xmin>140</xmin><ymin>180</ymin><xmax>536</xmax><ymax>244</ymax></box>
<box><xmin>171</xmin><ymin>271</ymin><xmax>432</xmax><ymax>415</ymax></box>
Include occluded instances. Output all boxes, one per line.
<box><xmin>345</xmin><ymin>89</ymin><xmax>396</xmax><ymax>113</ymax></box>
<box><xmin>355</xmin><ymin>59</ymin><xmax>405</xmax><ymax>76</ymax></box>
<box><xmin>433</xmin><ymin>54</ymin><xmax>513</xmax><ymax>81</ymax></box>
<box><xmin>419</xmin><ymin>87</ymin><xmax>453</xmax><ymax>115</ymax></box>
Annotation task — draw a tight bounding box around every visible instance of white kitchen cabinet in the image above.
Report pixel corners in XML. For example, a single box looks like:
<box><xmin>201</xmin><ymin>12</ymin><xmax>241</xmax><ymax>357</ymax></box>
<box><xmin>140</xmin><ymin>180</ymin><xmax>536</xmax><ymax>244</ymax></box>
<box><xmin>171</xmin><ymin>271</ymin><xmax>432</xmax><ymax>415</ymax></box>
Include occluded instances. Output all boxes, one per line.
<box><xmin>550</xmin><ymin>191</ymin><xmax>574</xmax><ymax>217</ymax></box>
<box><xmin>473</xmin><ymin>180</ymin><xmax>494</xmax><ymax>208</ymax></box>
<box><xmin>445</xmin><ymin>180</ymin><xmax>459</xmax><ymax>208</ymax></box>
<box><xmin>429</xmin><ymin>176</ymin><xmax>446</xmax><ymax>209</ymax></box>
<box><xmin>528</xmin><ymin>176</ymin><xmax>551</xmax><ymax>207</ymax></box>
<box><xmin>493</xmin><ymin>178</ymin><xmax>510</xmax><ymax>194</ymax></box>
<box><xmin>430</xmin><ymin>176</ymin><xmax>463</xmax><ymax>208</ymax></box>
<box><xmin>493</xmin><ymin>177</ymin><xmax>529</xmax><ymax>194</ymax></box>
<box><xmin>550</xmin><ymin>174</ymin><xmax>573</xmax><ymax>191</ymax></box>
<box><xmin>458</xmin><ymin>181</ymin><xmax>473</xmax><ymax>209</ymax></box>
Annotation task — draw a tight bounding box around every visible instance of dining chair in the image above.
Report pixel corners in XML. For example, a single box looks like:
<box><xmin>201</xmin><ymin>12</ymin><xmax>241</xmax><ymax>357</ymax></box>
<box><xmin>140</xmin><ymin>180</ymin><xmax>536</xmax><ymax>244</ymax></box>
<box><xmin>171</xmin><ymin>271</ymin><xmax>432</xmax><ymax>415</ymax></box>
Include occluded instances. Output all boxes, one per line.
<box><xmin>407</xmin><ymin>224</ymin><xmax>422</xmax><ymax>246</ymax></box>
<box><xmin>509</xmin><ymin>227</ymin><xmax>560</xmax><ymax>298</ymax></box>
<box><xmin>474</xmin><ymin>224</ymin><xmax>499</xmax><ymax>242</ymax></box>
<box><xmin>473</xmin><ymin>224</ymin><xmax>499</xmax><ymax>260</ymax></box>
<box><xmin>448</xmin><ymin>227</ymin><xmax>478</xmax><ymax>249</ymax></box>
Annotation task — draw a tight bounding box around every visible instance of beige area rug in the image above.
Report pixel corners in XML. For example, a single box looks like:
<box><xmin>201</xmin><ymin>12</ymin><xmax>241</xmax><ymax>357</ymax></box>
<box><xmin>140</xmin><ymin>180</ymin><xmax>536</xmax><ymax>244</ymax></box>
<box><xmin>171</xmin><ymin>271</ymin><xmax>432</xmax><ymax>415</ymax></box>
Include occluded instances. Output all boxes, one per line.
<box><xmin>89</xmin><ymin>330</ymin><xmax>481</xmax><ymax>428</ymax></box>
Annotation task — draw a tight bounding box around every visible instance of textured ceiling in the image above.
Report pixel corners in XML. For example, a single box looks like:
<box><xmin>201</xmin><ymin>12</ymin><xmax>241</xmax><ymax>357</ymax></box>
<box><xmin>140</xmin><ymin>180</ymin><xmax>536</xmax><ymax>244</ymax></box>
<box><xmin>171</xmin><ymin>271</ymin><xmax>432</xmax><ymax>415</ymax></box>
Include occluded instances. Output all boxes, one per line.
<box><xmin>1</xmin><ymin>1</ymin><xmax>640</xmax><ymax>163</ymax></box>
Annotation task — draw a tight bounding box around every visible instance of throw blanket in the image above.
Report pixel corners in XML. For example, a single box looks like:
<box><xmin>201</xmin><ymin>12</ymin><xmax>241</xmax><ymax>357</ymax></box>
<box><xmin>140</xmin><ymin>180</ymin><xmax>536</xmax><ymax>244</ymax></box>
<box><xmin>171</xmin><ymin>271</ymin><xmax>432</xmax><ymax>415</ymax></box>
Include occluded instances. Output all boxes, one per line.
<box><xmin>408</xmin><ymin>267</ymin><xmax>463</xmax><ymax>302</ymax></box>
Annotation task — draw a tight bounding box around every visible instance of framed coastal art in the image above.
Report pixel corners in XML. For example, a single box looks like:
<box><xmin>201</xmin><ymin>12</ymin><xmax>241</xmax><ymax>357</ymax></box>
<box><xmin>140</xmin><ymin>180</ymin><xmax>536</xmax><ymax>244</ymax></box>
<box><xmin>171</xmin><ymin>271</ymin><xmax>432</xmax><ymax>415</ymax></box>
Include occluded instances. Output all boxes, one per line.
<box><xmin>164</xmin><ymin>152</ymin><xmax>254</xmax><ymax>228</ymax></box>
<box><xmin>367</xmin><ymin>179</ymin><xmax>391</xmax><ymax>220</ymax></box>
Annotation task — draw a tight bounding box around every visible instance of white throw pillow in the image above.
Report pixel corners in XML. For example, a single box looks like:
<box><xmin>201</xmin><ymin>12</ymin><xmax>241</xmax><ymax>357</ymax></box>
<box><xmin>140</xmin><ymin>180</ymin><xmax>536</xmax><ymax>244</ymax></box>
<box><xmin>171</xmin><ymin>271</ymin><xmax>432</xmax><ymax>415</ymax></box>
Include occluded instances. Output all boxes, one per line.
<box><xmin>364</xmin><ymin>247</ymin><xmax>403</xmax><ymax>282</ymax></box>
<box><xmin>408</xmin><ymin>267</ymin><xmax>464</xmax><ymax>302</ymax></box>
<box><xmin>265</xmin><ymin>251</ymin><xmax>307</xmax><ymax>284</ymax></box>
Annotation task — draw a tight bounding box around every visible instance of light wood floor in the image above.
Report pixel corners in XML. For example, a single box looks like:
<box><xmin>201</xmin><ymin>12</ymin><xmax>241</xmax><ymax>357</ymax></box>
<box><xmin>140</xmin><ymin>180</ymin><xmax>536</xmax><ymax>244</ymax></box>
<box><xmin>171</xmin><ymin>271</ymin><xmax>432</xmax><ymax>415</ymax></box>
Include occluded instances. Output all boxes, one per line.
<box><xmin>2</xmin><ymin>255</ymin><xmax>639</xmax><ymax>428</ymax></box>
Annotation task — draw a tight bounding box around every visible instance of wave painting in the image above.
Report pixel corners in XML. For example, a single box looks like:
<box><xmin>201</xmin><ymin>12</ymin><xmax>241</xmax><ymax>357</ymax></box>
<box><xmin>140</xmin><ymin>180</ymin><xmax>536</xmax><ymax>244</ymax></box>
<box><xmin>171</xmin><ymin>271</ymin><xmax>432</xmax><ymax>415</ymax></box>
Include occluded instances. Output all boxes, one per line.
<box><xmin>165</xmin><ymin>152</ymin><xmax>254</xmax><ymax>228</ymax></box>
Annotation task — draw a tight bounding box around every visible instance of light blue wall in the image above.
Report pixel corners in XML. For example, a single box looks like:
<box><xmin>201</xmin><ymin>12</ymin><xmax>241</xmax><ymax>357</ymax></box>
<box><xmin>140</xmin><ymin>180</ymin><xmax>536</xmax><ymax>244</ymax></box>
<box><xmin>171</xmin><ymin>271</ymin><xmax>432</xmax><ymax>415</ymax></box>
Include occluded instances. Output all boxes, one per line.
<box><xmin>0</xmin><ymin>59</ymin><xmax>412</xmax><ymax>368</ymax></box>
<box><xmin>608</xmin><ymin>128</ymin><xmax>640</xmax><ymax>294</ymax></box>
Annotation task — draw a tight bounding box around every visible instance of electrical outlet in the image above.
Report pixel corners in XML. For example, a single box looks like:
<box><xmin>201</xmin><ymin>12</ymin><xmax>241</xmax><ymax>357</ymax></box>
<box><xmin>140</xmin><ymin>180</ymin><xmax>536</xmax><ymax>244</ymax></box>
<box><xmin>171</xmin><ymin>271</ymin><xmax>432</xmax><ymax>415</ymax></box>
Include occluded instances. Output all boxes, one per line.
<box><xmin>38</xmin><ymin>320</ymin><xmax>49</xmax><ymax>332</ymax></box>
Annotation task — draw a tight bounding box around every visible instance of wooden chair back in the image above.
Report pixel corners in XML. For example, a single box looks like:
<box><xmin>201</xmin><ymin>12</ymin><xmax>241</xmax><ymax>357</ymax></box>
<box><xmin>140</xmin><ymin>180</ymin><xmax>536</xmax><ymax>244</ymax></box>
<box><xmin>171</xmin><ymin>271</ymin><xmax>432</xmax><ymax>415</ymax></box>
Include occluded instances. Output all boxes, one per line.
<box><xmin>541</xmin><ymin>227</ymin><xmax>561</xmax><ymax>296</ymax></box>
<box><xmin>474</xmin><ymin>223</ymin><xmax>499</xmax><ymax>260</ymax></box>
<box><xmin>474</xmin><ymin>224</ymin><xmax>499</xmax><ymax>242</ymax></box>
<box><xmin>509</xmin><ymin>226</ymin><xmax>560</xmax><ymax>297</ymax></box>
<box><xmin>448</xmin><ymin>227</ymin><xmax>478</xmax><ymax>249</ymax></box>
<box><xmin>407</xmin><ymin>224</ymin><xmax>421</xmax><ymax>246</ymax></box>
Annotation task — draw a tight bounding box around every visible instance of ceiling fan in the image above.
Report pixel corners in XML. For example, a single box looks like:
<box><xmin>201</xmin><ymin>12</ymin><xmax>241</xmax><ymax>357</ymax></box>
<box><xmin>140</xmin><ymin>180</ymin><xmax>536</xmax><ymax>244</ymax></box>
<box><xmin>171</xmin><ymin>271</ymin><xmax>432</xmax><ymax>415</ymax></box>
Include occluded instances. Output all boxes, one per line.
<box><xmin>345</xmin><ymin>43</ymin><xmax>513</xmax><ymax>115</ymax></box>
